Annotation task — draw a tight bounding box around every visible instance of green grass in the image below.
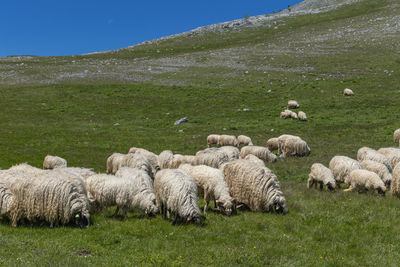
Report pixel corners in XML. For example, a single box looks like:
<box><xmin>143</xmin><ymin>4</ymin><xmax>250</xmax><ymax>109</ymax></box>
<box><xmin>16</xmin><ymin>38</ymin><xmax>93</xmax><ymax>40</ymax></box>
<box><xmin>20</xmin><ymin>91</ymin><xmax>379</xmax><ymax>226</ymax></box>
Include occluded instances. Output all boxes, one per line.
<box><xmin>1</xmin><ymin>0</ymin><xmax>400</xmax><ymax>265</ymax></box>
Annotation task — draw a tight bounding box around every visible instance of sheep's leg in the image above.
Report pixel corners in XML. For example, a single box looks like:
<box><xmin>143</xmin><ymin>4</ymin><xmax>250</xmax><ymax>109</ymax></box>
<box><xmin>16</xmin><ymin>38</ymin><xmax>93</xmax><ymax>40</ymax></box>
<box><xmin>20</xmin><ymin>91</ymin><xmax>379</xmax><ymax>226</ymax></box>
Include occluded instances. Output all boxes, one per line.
<box><xmin>112</xmin><ymin>206</ymin><xmax>120</xmax><ymax>217</ymax></box>
<box><xmin>344</xmin><ymin>186</ymin><xmax>355</xmax><ymax>192</ymax></box>
<box><xmin>319</xmin><ymin>182</ymin><xmax>324</xmax><ymax>190</ymax></box>
<box><xmin>307</xmin><ymin>178</ymin><xmax>313</xmax><ymax>189</ymax></box>
<box><xmin>123</xmin><ymin>209</ymin><xmax>127</xmax><ymax>220</ymax></box>
<box><xmin>314</xmin><ymin>182</ymin><xmax>318</xmax><ymax>189</ymax></box>
<box><xmin>172</xmin><ymin>213</ymin><xmax>179</xmax><ymax>225</ymax></box>
<box><xmin>203</xmin><ymin>192</ymin><xmax>209</xmax><ymax>216</ymax></box>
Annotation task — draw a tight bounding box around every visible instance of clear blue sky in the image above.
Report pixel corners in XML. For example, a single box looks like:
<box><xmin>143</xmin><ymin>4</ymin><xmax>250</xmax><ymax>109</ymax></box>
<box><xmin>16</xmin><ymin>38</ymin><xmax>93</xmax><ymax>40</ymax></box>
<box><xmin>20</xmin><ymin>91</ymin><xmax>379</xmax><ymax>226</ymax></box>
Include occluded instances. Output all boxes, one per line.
<box><xmin>0</xmin><ymin>0</ymin><xmax>303</xmax><ymax>57</ymax></box>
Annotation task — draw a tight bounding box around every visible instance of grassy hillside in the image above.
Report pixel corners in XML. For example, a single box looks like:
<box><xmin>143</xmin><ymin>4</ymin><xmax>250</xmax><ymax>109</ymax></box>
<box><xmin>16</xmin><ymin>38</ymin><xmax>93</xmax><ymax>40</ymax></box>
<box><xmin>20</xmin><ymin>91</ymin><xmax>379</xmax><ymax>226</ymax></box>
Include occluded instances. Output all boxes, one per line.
<box><xmin>1</xmin><ymin>0</ymin><xmax>400</xmax><ymax>265</ymax></box>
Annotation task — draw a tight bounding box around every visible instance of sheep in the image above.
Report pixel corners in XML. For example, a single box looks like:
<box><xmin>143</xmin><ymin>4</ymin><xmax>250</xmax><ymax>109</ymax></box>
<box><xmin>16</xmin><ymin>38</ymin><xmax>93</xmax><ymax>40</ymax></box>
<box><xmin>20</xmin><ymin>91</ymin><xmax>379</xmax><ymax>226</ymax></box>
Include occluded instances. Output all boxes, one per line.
<box><xmin>168</xmin><ymin>154</ymin><xmax>196</xmax><ymax>169</ymax></box>
<box><xmin>121</xmin><ymin>153</ymin><xmax>155</xmax><ymax>178</ymax></box>
<box><xmin>219</xmin><ymin>146</ymin><xmax>240</xmax><ymax>161</ymax></box>
<box><xmin>344</xmin><ymin>169</ymin><xmax>386</xmax><ymax>196</ymax></box>
<box><xmin>158</xmin><ymin>150</ymin><xmax>174</xmax><ymax>169</ymax></box>
<box><xmin>329</xmin><ymin>156</ymin><xmax>362</xmax><ymax>187</ymax></box>
<box><xmin>378</xmin><ymin>147</ymin><xmax>400</xmax><ymax>168</ymax></box>
<box><xmin>43</xmin><ymin>155</ymin><xmax>67</xmax><ymax>169</ymax></box>
<box><xmin>106</xmin><ymin>153</ymin><xmax>126</xmax><ymax>174</ymax></box>
<box><xmin>287</xmin><ymin>100</ymin><xmax>300</xmax><ymax>109</ymax></box>
<box><xmin>237</xmin><ymin>135</ymin><xmax>253</xmax><ymax>146</ymax></box>
<box><xmin>217</xmin><ymin>135</ymin><xmax>239</xmax><ymax>147</ymax></box>
<box><xmin>298</xmin><ymin>111</ymin><xmax>307</xmax><ymax>121</ymax></box>
<box><xmin>194</xmin><ymin>148</ymin><xmax>230</xmax><ymax>168</ymax></box>
<box><xmin>394</xmin><ymin>129</ymin><xmax>400</xmax><ymax>145</ymax></box>
<box><xmin>85</xmin><ymin>173</ymin><xmax>158</xmax><ymax>218</ymax></box>
<box><xmin>9</xmin><ymin>172</ymin><xmax>91</xmax><ymax>227</ymax></box>
<box><xmin>9</xmin><ymin>163</ymin><xmax>44</xmax><ymax>175</ymax></box>
<box><xmin>154</xmin><ymin>169</ymin><xmax>202</xmax><ymax>224</ymax></box>
<box><xmin>307</xmin><ymin>163</ymin><xmax>336</xmax><ymax>191</ymax></box>
<box><xmin>244</xmin><ymin>154</ymin><xmax>265</xmax><ymax>167</ymax></box>
<box><xmin>128</xmin><ymin>147</ymin><xmax>160</xmax><ymax>174</ymax></box>
<box><xmin>207</xmin><ymin>134</ymin><xmax>220</xmax><ymax>147</ymax></box>
<box><xmin>390</xmin><ymin>163</ymin><xmax>400</xmax><ymax>197</ymax></box>
<box><xmin>343</xmin><ymin>88</ymin><xmax>354</xmax><ymax>96</ymax></box>
<box><xmin>360</xmin><ymin>160</ymin><xmax>392</xmax><ymax>187</ymax></box>
<box><xmin>280</xmin><ymin>110</ymin><xmax>298</xmax><ymax>120</ymax></box>
<box><xmin>277</xmin><ymin>134</ymin><xmax>310</xmax><ymax>157</ymax></box>
<box><xmin>54</xmin><ymin>167</ymin><xmax>96</xmax><ymax>181</ymax></box>
<box><xmin>357</xmin><ymin>147</ymin><xmax>392</xmax><ymax>172</ymax></box>
<box><xmin>221</xmin><ymin>159</ymin><xmax>287</xmax><ymax>213</ymax></box>
<box><xmin>266</xmin><ymin>137</ymin><xmax>279</xmax><ymax>151</ymax></box>
<box><xmin>240</xmin><ymin>146</ymin><xmax>277</xmax><ymax>163</ymax></box>
<box><xmin>178</xmin><ymin>164</ymin><xmax>234</xmax><ymax>216</ymax></box>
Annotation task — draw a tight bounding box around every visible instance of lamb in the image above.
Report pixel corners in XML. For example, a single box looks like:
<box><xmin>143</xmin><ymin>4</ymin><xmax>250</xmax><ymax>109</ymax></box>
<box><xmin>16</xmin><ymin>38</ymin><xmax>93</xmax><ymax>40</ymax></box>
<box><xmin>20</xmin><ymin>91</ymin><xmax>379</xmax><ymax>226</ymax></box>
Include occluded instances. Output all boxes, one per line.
<box><xmin>237</xmin><ymin>135</ymin><xmax>253</xmax><ymax>146</ymax></box>
<box><xmin>106</xmin><ymin>153</ymin><xmax>126</xmax><ymax>174</ymax></box>
<box><xmin>221</xmin><ymin>159</ymin><xmax>287</xmax><ymax>213</ymax></box>
<box><xmin>298</xmin><ymin>111</ymin><xmax>307</xmax><ymax>121</ymax></box>
<box><xmin>128</xmin><ymin>147</ymin><xmax>160</xmax><ymax>174</ymax></box>
<box><xmin>178</xmin><ymin>164</ymin><xmax>234</xmax><ymax>216</ymax></box>
<box><xmin>390</xmin><ymin>163</ymin><xmax>400</xmax><ymax>197</ymax></box>
<box><xmin>343</xmin><ymin>88</ymin><xmax>354</xmax><ymax>96</ymax></box>
<box><xmin>287</xmin><ymin>100</ymin><xmax>300</xmax><ymax>109</ymax></box>
<box><xmin>85</xmin><ymin>173</ymin><xmax>158</xmax><ymax>218</ymax></box>
<box><xmin>394</xmin><ymin>129</ymin><xmax>400</xmax><ymax>145</ymax></box>
<box><xmin>121</xmin><ymin>153</ymin><xmax>155</xmax><ymax>178</ymax></box>
<box><xmin>329</xmin><ymin>156</ymin><xmax>362</xmax><ymax>187</ymax></box>
<box><xmin>194</xmin><ymin>148</ymin><xmax>230</xmax><ymax>168</ymax></box>
<box><xmin>240</xmin><ymin>146</ymin><xmax>277</xmax><ymax>163</ymax></box>
<box><xmin>277</xmin><ymin>134</ymin><xmax>310</xmax><ymax>157</ymax></box>
<box><xmin>154</xmin><ymin>169</ymin><xmax>202</xmax><ymax>224</ymax></box>
<box><xmin>244</xmin><ymin>154</ymin><xmax>265</xmax><ymax>167</ymax></box>
<box><xmin>43</xmin><ymin>155</ymin><xmax>67</xmax><ymax>169</ymax></box>
<box><xmin>344</xmin><ymin>169</ymin><xmax>386</xmax><ymax>196</ymax></box>
<box><xmin>219</xmin><ymin>146</ymin><xmax>240</xmax><ymax>161</ymax></box>
<box><xmin>168</xmin><ymin>154</ymin><xmax>196</xmax><ymax>169</ymax></box>
<box><xmin>266</xmin><ymin>138</ymin><xmax>279</xmax><ymax>151</ymax></box>
<box><xmin>360</xmin><ymin>160</ymin><xmax>392</xmax><ymax>186</ymax></box>
<box><xmin>307</xmin><ymin>163</ymin><xmax>336</xmax><ymax>191</ymax></box>
<box><xmin>158</xmin><ymin>150</ymin><xmax>174</xmax><ymax>169</ymax></box>
<box><xmin>207</xmin><ymin>134</ymin><xmax>220</xmax><ymax>147</ymax></box>
<box><xmin>378</xmin><ymin>147</ymin><xmax>400</xmax><ymax>168</ymax></box>
<box><xmin>357</xmin><ymin>147</ymin><xmax>392</xmax><ymax>172</ymax></box>
<box><xmin>217</xmin><ymin>135</ymin><xmax>239</xmax><ymax>147</ymax></box>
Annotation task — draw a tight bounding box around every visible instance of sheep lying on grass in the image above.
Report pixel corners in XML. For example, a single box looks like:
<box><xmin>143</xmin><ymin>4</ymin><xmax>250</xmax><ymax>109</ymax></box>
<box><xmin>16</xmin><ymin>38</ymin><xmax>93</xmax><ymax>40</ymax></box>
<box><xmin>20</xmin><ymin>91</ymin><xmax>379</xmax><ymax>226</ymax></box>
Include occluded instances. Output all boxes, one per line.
<box><xmin>298</xmin><ymin>111</ymin><xmax>307</xmax><ymax>121</ymax></box>
<box><xmin>194</xmin><ymin>148</ymin><xmax>229</xmax><ymax>168</ymax></box>
<box><xmin>277</xmin><ymin>134</ymin><xmax>310</xmax><ymax>157</ymax></box>
<box><xmin>168</xmin><ymin>154</ymin><xmax>196</xmax><ymax>169</ymax></box>
<box><xmin>344</xmin><ymin>169</ymin><xmax>386</xmax><ymax>196</ymax></box>
<box><xmin>360</xmin><ymin>160</ymin><xmax>391</xmax><ymax>187</ymax></box>
<box><xmin>329</xmin><ymin>156</ymin><xmax>362</xmax><ymax>187</ymax></box>
<box><xmin>154</xmin><ymin>169</ymin><xmax>202</xmax><ymax>225</ymax></box>
<box><xmin>219</xmin><ymin>146</ymin><xmax>240</xmax><ymax>161</ymax></box>
<box><xmin>390</xmin><ymin>163</ymin><xmax>400</xmax><ymax>197</ymax></box>
<box><xmin>244</xmin><ymin>154</ymin><xmax>265</xmax><ymax>167</ymax></box>
<box><xmin>287</xmin><ymin>100</ymin><xmax>299</xmax><ymax>109</ymax></box>
<box><xmin>43</xmin><ymin>155</ymin><xmax>67</xmax><ymax>169</ymax></box>
<box><xmin>357</xmin><ymin>147</ymin><xmax>392</xmax><ymax>172</ymax></box>
<box><xmin>158</xmin><ymin>150</ymin><xmax>174</xmax><ymax>169</ymax></box>
<box><xmin>240</xmin><ymin>146</ymin><xmax>277</xmax><ymax>163</ymax></box>
<box><xmin>377</xmin><ymin>147</ymin><xmax>400</xmax><ymax>168</ymax></box>
<box><xmin>207</xmin><ymin>134</ymin><xmax>220</xmax><ymax>147</ymax></box>
<box><xmin>222</xmin><ymin>159</ymin><xmax>287</xmax><ymax>214</ymax></box>
<box><xmin>217</xmin><ymin>135</ymin><xmax>238</xmax><ymax>147</ymax></box>
<box><xmin>106</xmin><ymin>153</ymin><xmax>125</xmax><ymax>174</ymax></box>
<box><xmin>343</xmin><ymin>88</ymin><xmax>354</xmax><ymax>96</ymax></box>
<box><xmin>179</xmin><ymin>164</ymin><xmax>234</xmax><ymax>216</ymax></box>
<box><xmin>307</xmin><ymin>163</ymin><xmax>336</xmax><ymax>191</ymax></box>
<box><xmin>266</xmin><ymin>138</ymin><xmax>279</xmax><ymax>151</ymax></box>
<box><xmin>237</xmin><ymin>135</ymin><xmax>253</xmax><ymax>146</ymax></box>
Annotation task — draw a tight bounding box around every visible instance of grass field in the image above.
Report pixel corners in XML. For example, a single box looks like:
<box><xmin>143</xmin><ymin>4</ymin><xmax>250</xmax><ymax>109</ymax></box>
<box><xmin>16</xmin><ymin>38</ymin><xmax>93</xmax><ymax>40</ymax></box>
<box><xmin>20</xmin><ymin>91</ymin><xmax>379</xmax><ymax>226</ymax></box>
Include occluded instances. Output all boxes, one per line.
<box><xmin>1</xmin><ymin>0</ymin><xmax>400</xmax><ymax>265</ymax></box>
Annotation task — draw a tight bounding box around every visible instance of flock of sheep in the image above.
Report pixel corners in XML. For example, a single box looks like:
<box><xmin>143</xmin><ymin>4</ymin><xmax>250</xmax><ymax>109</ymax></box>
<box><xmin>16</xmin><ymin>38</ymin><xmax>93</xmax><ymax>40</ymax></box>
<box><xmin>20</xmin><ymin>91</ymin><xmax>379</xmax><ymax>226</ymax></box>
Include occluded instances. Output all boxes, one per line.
<box><xmin>0</xmin><ymin>133</ymin><xmax>311</xmax><ymax>227</ymax></box>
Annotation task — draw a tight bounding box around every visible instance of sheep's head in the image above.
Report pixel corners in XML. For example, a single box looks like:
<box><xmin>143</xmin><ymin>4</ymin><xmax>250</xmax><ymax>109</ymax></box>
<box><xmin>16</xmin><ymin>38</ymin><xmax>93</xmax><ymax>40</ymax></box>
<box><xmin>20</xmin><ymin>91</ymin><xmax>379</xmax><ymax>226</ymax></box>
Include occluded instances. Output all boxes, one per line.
<box><xmin>325</xmin><ymin>181</ymin><xmax>336</xmax><ymax>191</ymax></box>
<box><xmin>75</xmin><ymin>210</ymin><xmax>91</xmax><ymax>228</ymax></box>
<box><xmin>217</xmin><ymin>199</ymin><xmax>234</xmax><ymax>216</ymax></box>
<box><xmin>186</xmin><ymin>214</ymin><xmax>205</xmax><ymax>225</ymax></box>
<box><xmin>385</xmin><ymin>179</ymin><xmax>391</xmax><ymax>187</ymax></box>
<box><xmin>377</xmin><ymin>186</ymin><xmax>386</xmax><ymax>196</ymax></box>
<box><xmin>271</xmin><ymin>200</ymin><xmax>288</xmax><ymax>215</ymax></box>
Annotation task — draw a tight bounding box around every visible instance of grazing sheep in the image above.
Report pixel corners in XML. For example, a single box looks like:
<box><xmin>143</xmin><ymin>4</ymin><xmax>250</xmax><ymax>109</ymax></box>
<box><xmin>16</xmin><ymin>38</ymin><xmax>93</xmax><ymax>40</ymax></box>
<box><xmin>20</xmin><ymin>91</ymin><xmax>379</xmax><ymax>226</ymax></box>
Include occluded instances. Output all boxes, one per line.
<box><xmin>10</xmin><ymin>172</ymin><xmax>91</xmax><ymax>227</ymax></box>
<box><xmin>329</xmin><ymin>156</ymin><xmax>362</xmax><ymax>187</ymax></box>
<box><xmin>378</xmin><ymin>147</ymin><xmax>400</xmax><ymax>168</ymax></box>
<box><xmin>343</xmin><ymin>88</ymin><xmax>354</xmax><ymax>96</ymax></box>
<box><xmin>121</xmin><ymin>153</ymin><xmax>155</xmax><ymax>178</ymax></box>
<box><xmin>222</xmin><ymin>159</ymin><xmax>287</xmax><ymax>213</ymax></box>
<box><xmin>0</xmin><ymin>181</ymin><xmax>13</xmax><ymax>217</ymax></box>
<box><xmin>168</xmin><ymin>154</ymin><xmax>196</xmax><ymax>169</ymax></box>
<box><xmin>86</xmin><ymin>173</ymin><xmax>158</xmax><ymax>218</ymax></box>
<box><xmin>237</xmin><ymin>135</ymin><xmax>253</xmax><ymax>146</ymax></box>
<box><xmin>106</xmin><ymin>153</ymin><xmax>125</xmax><ymax>174</ymax></box>
<box><xmin>207</xmin><ymin>134</ymin><xmax>220</xmax><ymax>147</ymax></box>
<box><xmin>390</xmin><ymin>163</ymin><xmax>400</xmax><ymax>197</ymax></box>
<box><xmin>344</xmin><ymin>169</ymin><xmax>386</xmax><ymax>196</ymax></box>
<box><xmin>360</xmin><ymin>160</ymin><xmax>392</xmax><ymax>186</ymax></box>
<box><xmin>154</xmin><ymin>169</ymin><xmax>202</xmax><ymax>224</ymax></box>
<box><xmin>266</xmin><ymin>138</ymin><xmax>279</xmax><ymax>151</ymax></box>
<box><xmin>219</xmin><ymin>146</ymin><xmax>240</xmax><ymax>161</ymax></box>
<box><xmin>217</xmin><ymin>135</ymin><xmax>239</xmax><ymax>147</ymax></box>
<box><xmin>277</xmin><ymin>135</ymin><xmax>310</xmax><ymax>157</ymax></box>
<box><xmin>43</xmin><ymin>155</ymin><xmax>67</xmax><ymax>169</ymax></box>
<box><xmin>178</xmin><ymin>164</ymin><xmax>234</xmax><ymax>216</ymax></box>
<box><xmin>280</xmin><ymin>110</ymin><xmax>298</xmax><ymax>120</ymax></box>
<box><xmin>194</xmin><ymin>148</ymin><xmax>230</xmax><ymax>168</ymax></box>
<box><xmin>240</xmin><ymin>146</ymin><xmax>277</xmax><ymax>163</ymax></box>
<box><xmin>298</xmin><ymin>111</ymin><xmax>307</xmax><ymax>121</ymax></box>
<box><xmin>158</xmin><ymin>150</ymin><xmax>174</xmax><ymax>169</ymax></box>
<box><xmin>307</xmin><ymin>163</ymin><xmax>336</xmax><ymax>191</ymax></box>
<box><xmin>287</xmin><ymin>100</ymin><xmax>300</xmax><ymax>109</ymax></box>
<box><xmin>244</xmin><ymin>154</ymin><xmax>265</xmax><ymax>167</ymax></box>
<box><xmin>357</xmin><ymin>147</ymin><xmax>392</xmax><ymax>172</ymax></box>
<box><xmin>394</xmin><ymin>129</ymin><xmax>400</xmax><ymax>145</ymax></box>
<box><xmin>128</xmin><ymin>147</ymin><xmax>160</xmax><ymax>174</ymax></box>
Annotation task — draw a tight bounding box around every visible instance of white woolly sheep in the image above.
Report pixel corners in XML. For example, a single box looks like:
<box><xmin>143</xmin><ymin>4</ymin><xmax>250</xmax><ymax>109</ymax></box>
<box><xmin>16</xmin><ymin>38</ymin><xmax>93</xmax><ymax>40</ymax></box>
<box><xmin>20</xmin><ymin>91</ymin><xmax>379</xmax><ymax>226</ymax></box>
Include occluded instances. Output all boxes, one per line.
<box><xmin>287</xmin><ymin>100</ymin><xmax>299</xmax><ymax>109</ymax></box>
<box><xmin>168</xmin><ymin>154</ymin><xmax>196</xmax><ymax>169</ymax></box>
<box><xmin>217</xmin><ymin>135</ymin><xmax>239</xmax><ymax>147</ymax></box>
<box><xmin>344</xmin><ymin>169</ymin><xmax>386</xmax><ymax>196</ymax></box>
<box><xmin>244</xmin><ymin>154</ymin><xmax>265</xmax><ymax>167</ymax></box>
<box><xmin>106</xmin><ymin>153</ymin><xmax>126</xmax><ymax>174</ymax></box>
<box><xmin>194</xmin><ymin>148</ymin><xmax>230</xmax><ymax>168</ymax></box>
<box><xmin>128</xmin><ymin>147</ymin><xmax>160</xmax><ymax>174</ymax></box>
<box><xmin>277</xmin><ymin>134</ymin><xmax>310</xmax><ymax>157</ymax></box>
<box><xmin>219</xmin><ymin>146</ymin><xmax>240</xmax><ymax>161</ymax></box>
<box><xmin>390</xmin><ymin>163</ymin><xmax>400</xmax><ymax>197</ymax></box>
<box><xmin>237</xmin><ymin>135</ymin><xmax>253</xmax><ymax>146</ymax></box>
<box><xmin>378</xmin><ymin>147</ymin><xmax>400</xmax><ymax>168</ymax></box>
<box><xmin>298</xmin><ymin>111</ymin><xmax>307</xmax><ymax>121</ymax></box>
<box><xmin>308</xmin><ymin>163</ymin><xmax>336</xmax><ymax>191</ymax></box>
<box><xmin>343</xmin><ymin>88</ymin><xmax>354</xmax><ymax>96</ymax></box>
<box><xmin>266</xmin><ymin>138</ymin><xmax>279</xmax><ymax>151</ymax></box>
<box><xmin>121</xmin><ymin>153</ymin><xmax>155</xmax><ymax>178</ymax></box>
<box><xmin>357</xmin><ymin>147</ymin><xmax>392</xmax><ymax>172</ymax></box>
<box><xmin>207</xmin><ymin>134</ymin><xmax>220</xmax><ymax>147</ymax></box>
<box><xmin>43</xmin><ymin>155</ymin><xmax>67</xmax><ymax>169</ymax></box>
<box><xmin>222</xmin><ymin>159</ymin><xmax>287</xmax><ymax>213</ymax></box>
<box><xmin>158</xmin><ymin>150</ymin><xmax>174</xmax><ymax>169</ymax></box>
<box><xmin>360</xmin><ymin>160</ymin><xmax>392</xmax><ymax>187</ymax></box>
<box><xmin>86</xmin><ymin>173</ymin><xmax>158</xmax><ymax>218</ymax></box>
<box><xmin>394</xmin><ymin>129</ymin><xmax>400</xmax><ymax>145</ymax></box>
<box><xmin>240</xmin><ymin>145</ymin><xmax>277</xmax><ymax>163</ymax></box>
<box><xmin>54</xmin><ymin>167</ymin><xmax>96</xmax><ymax>181</ymax></box>
<box><xmin>154</xmin><ymin>169</ymin><xmax>202</xmax><ymax>224</ymax></box>
<box><xmin>178</xmin><ymin>164</ymin><xmax>234</xmax><ymax>216</ymax></box>
<box><xmin>280</xmin><ymin>110</ymin><xmax>291</xmax><ymax>119</ymax></box>
<box><xmin>329</xmin><ymin>155</ymin><xmax>362</xmax><ymax>187</ymax></box>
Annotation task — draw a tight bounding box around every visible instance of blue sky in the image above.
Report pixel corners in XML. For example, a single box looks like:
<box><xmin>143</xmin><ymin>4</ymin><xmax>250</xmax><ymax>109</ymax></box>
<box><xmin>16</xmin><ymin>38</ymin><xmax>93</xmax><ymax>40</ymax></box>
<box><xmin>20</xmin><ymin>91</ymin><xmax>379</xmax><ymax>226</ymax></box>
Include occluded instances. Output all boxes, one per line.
<box><xmin>0</xmin><ymin>0</ymin><xmax>303</xmax><ymax>57</ymax></box>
